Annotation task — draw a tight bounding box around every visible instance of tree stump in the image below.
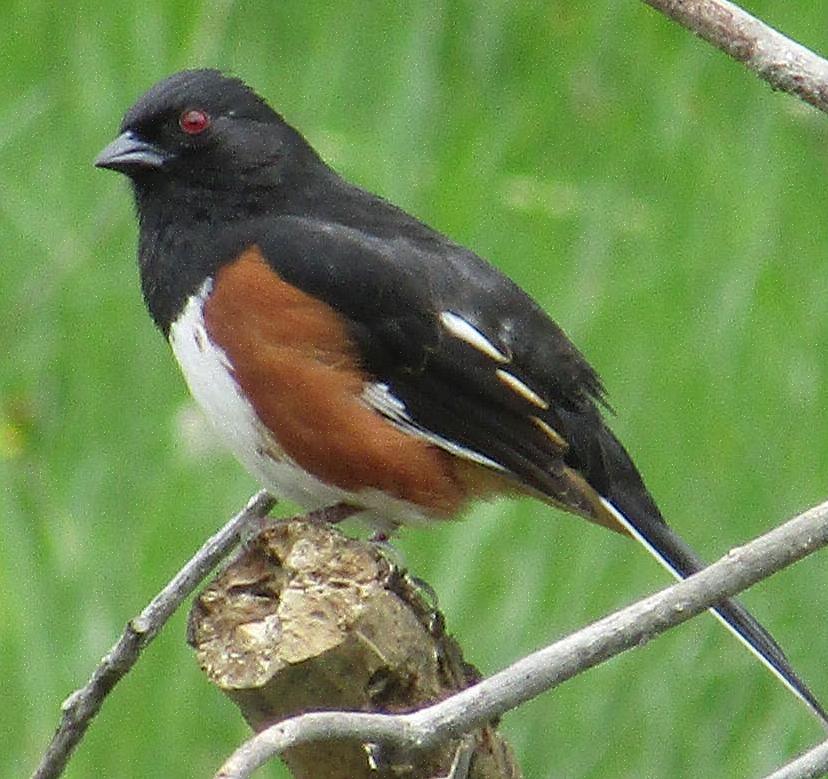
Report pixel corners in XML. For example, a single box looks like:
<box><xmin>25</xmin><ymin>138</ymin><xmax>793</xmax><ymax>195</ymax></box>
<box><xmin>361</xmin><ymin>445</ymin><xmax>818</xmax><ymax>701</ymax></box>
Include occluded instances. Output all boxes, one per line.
<box><xmin>188</xmin><ymin>518</ymin><xmax>521</xmax><ymax>779</ymax></box>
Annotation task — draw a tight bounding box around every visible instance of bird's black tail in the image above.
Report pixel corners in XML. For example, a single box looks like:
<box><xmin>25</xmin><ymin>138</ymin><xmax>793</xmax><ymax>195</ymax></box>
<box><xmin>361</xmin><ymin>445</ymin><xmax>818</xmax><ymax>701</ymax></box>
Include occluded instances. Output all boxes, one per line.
<box><xmin>599</xmin><ymin>495</ymin><xmax>828</xmax><ymax>727</ymax></box>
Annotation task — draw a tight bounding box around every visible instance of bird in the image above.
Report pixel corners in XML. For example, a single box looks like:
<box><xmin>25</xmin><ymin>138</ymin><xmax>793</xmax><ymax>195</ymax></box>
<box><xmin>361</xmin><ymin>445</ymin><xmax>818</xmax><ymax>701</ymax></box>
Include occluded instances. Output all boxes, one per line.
<box><xmin>96</xmin><ymin>68</ymin><xmax>825</xmax><ymax>725</ymax></box>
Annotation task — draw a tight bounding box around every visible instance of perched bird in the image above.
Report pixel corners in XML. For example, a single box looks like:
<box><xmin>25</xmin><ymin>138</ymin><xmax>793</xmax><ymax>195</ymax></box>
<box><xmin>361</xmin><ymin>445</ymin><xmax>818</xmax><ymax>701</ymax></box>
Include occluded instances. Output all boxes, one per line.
<box><xmin>96</xmin><ymin>69</ymin><xmax>824</xmax><ymax>724</ymax></box>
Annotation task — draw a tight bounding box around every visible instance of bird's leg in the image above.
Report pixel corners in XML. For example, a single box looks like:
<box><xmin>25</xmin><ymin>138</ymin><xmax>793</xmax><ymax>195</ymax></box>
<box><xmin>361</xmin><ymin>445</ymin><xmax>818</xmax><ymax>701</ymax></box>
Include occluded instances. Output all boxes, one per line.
<box><xmin>364</xmin><ymin>737</ymin><xmax>474</xmax><ymax>779</ymax></box>
<box><xmin>305</xmin><ymin>502</ymin><xmax>360</xmax><ymax>525</ymax></box>
<box><xmin>431</xmin><ymin>737</ymin><xmax>475</xmax><ymax>779</ymax></box>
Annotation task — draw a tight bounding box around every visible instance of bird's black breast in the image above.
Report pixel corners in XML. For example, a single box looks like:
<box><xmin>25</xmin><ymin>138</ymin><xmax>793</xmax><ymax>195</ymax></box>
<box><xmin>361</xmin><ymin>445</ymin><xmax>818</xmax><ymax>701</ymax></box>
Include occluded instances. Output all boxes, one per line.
<box><xmin>134</xmin><ymin>182</ymin><xmax>261</xmax><ymax>336</ymax></box>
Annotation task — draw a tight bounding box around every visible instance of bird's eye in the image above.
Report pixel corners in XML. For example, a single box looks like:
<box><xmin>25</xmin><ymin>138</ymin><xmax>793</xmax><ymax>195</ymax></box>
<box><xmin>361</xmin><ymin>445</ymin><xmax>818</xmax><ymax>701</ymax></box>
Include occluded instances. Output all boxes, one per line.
<box><xmin>179</xmin><ymin>109</ymin><xmax>211</xmax><ymax>135</ymax></box>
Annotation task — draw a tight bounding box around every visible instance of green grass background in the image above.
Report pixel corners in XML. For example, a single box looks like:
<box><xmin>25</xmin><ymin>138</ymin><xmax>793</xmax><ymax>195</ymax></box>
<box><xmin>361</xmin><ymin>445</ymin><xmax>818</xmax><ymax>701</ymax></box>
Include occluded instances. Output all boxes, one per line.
<box><xmin>3</xmin><ymin>2</ymin><xmax>828</xmax><ymax>777</ymax></box>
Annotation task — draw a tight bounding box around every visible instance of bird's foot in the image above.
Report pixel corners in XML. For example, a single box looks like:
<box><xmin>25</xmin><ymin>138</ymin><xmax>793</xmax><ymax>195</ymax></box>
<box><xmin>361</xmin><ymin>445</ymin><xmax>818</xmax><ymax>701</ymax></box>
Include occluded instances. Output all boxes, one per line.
<box><xmin>305</xmin><ymin>502</ymin><xmax>360</xmax><ymax>525</ymax></box>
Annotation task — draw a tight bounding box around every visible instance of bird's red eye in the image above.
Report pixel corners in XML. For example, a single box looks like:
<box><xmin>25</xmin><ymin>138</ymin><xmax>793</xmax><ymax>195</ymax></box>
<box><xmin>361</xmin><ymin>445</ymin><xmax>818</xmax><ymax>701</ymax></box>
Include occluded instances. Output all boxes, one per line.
<box><xmin>179</xmin><ymin>109</ymin><xmax>211</xmax><ymax>135</ymax></box>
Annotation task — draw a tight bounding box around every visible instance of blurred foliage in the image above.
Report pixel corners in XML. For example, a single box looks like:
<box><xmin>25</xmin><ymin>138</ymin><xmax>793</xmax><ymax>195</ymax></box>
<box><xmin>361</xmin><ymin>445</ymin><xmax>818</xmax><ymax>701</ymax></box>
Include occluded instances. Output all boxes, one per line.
<box><xmin>3</xmin><ymin>2</ymin><xmax>828</xmax><ymax>777</ymax></box>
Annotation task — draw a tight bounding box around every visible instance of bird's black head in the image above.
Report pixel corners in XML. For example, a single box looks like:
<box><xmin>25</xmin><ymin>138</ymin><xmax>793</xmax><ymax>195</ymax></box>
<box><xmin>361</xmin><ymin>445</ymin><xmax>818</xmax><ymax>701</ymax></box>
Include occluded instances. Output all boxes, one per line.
<box><xmin>95</xmin><ymin>70</ymin><xmax>329</xmax><ymax>334</ymax></box>
<box><xmin>95</xmin><ymin>69</ymin><xmax>318</xmax><ymax>193</ymax></box>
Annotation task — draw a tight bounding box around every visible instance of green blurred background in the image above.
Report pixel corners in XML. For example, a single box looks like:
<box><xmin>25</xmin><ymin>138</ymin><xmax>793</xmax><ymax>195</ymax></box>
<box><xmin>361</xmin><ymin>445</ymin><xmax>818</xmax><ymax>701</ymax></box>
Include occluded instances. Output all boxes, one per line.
<box><xmin>3</xmin><ymin>2</ymin><xmax>828</xmax><ymax>777</ymax></box>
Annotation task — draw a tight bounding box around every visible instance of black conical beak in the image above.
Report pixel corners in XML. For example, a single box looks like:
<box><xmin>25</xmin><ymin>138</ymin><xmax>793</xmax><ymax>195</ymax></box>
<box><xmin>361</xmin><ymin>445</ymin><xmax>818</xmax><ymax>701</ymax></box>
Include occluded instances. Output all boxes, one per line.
<box><xmin>94</xmin><ymin>131</ymin><xmax>170</xmax><ymax>174</ymax></box>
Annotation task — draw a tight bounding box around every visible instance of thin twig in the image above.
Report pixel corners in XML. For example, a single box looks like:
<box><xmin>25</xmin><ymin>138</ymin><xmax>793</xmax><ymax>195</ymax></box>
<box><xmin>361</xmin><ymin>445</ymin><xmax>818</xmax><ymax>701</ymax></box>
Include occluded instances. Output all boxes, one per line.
<box><xmin>641</xmin><ymin>0</ymin><xmax>828</xmax><ymax>114</ymax></box>
<box><xmin>215</xmin><ymin>499</ymin><xmax>828</xmax><ymax>779</ymax></box>
<box><xmin>764</xmin><ymin>737</ymin><xmax>828</xmax><ymax>779</ymax></box>
<box><xmin>31</xmin><ymin>490</ymin><xmax>276</xmax><ymax>779</ymax></box>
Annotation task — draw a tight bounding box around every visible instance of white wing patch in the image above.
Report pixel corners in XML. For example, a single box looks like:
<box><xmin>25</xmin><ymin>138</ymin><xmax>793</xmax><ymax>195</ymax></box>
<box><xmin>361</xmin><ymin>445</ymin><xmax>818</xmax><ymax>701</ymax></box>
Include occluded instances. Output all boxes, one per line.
<box><xmin>495</xmin><ymin>369</ymin><xmax>549</xmax><ymax>410</ymax></box>
<box><xmin>439</xmin><ymin>311</ymin><xmax>510</xmax><ymax>363</ymax></box>
<box><xmin>361</xmin><ymin>382</ymin><xmax>506</xmax><ymax>471</ymax></box>
<box><xmin>530</xmin><ymin>415</ymin><xmax>567</xmax><ymax>449</ymax></box>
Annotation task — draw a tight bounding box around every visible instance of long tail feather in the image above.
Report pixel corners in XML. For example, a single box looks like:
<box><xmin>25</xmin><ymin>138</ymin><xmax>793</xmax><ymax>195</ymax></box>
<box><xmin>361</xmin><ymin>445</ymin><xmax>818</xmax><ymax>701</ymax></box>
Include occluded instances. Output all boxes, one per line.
<box><xmin>599</xmin><ymin>496</ymin><xmax>828</xmax><ymax>727</ymax></box>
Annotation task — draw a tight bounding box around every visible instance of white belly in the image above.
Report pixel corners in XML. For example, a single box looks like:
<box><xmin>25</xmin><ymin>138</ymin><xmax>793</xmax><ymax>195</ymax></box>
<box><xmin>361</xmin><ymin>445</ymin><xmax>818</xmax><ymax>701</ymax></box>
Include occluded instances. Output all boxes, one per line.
<box><xmin>168</xmin><ymin>281</ymin><xmax>433</xmax><ymax>527</ymax></box>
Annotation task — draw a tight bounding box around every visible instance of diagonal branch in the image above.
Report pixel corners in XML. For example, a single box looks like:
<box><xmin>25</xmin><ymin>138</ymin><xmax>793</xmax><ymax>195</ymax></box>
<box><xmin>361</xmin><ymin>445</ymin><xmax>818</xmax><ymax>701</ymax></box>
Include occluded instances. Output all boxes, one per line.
<box><xmin>215</xmin><ymin>498</ymin><xmax>828</xmax><ymax>779</ymax></box>
<box><xmin>30</xmin><ymin>490</ymin><xmax>276</xmax><ymax>779</ymax></box>
<box><xmin>763</xmin><ymin>737</ymin><xmax>828</xmax><ymax>779</ymax></box>
<box><xmin>642</xmin><ymin>0</ymin><xmax>828</xmax><ymax>113</ymax></box>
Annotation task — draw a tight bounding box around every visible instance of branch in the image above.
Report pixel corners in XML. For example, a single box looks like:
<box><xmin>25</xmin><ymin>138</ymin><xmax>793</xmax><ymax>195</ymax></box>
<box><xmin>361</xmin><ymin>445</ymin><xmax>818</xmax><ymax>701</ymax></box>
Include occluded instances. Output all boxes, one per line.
<box><xmin>763</xmin><ymin>737</ymin><xmax>828</xmax><ymax>779</ymax></box>
<box><xmin>216</xmin><ymin>498</ymin><xmax>828</xmax><ymax>779</ymax></box>
<box><xmin>642</xmin><ymin>0</ymin><xmax>828</xmax><ymax>114</ymax></box>
<box><xmin>30</xmin><ymin>490</ymin><xmax>276</xmax><ymax>779</ymax></box>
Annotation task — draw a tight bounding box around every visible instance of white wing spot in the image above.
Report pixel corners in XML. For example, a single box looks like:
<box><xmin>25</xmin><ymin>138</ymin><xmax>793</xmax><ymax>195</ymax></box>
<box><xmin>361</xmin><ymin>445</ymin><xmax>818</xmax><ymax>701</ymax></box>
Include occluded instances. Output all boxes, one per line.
<box><xmin>361</xmin><ymin>382</ymin><xmax>506</xmax><ymax>471</ymax></box>
<box><xmin>361</xmin><ymin>381</ymin><xmax>409</xmax><ymax>423</ymax></box>
<box><xmin>495</xmin><ymin>369</ymin><xmax>549</xmax><ymax>410</ymax></box>
<box><xmin>439</xmin><ymin>311</ymin><xmax>510</xmax><ymax>363</ymax></box>
<box><xmin>530</xmin><ymin>415</ymin><xmax>567</xmax><ymax>449</ymax></box>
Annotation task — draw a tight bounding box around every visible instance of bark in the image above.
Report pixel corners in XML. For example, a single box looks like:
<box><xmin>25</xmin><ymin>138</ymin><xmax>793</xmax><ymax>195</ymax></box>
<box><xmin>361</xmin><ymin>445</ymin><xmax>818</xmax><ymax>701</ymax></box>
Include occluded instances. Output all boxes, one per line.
<box><xmin>188</xmin><ymin>519</ymin><xmax>521</xmax><ymax>779</ymax></box>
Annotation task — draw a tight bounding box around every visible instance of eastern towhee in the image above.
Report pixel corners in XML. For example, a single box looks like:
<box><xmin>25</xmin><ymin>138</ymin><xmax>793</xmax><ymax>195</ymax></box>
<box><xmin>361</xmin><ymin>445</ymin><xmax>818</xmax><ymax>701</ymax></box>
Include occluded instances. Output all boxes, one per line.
<box><xmin>96</xmin><ymin>69</ymin><xmax>825</xmax><ymax>724</ymax></box>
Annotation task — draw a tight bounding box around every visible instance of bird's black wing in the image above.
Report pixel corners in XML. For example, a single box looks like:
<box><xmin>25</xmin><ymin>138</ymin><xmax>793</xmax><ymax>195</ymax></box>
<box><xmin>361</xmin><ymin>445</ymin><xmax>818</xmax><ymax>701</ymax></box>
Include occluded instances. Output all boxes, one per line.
<box><xmin>257</xmin><ymin>208</ymin><xmax>826</xmax><ymax>726</ymax></box>
<box><xmin>257</xmin><ymin>213</ymin><xmax>614</xmax><ymax>504</ymax></box>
